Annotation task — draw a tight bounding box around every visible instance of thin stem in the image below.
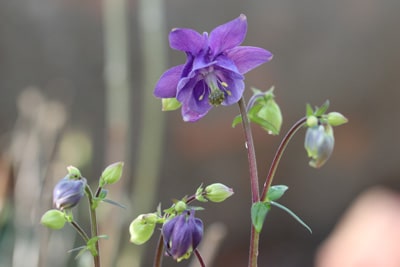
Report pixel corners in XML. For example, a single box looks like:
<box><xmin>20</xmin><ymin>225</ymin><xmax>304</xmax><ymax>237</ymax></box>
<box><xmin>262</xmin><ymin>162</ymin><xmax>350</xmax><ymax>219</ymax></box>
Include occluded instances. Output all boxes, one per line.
<box><xmin>153</xmin><ymin>234</ymin><xmax>164</xmax><ymax>267</ymax></box>
<box><xmin>194</xmin><ymin>249</ymin><xmax>206</xmax><ymax>267</ymax></box>
<box><xmin>238</xmin><ymin>97</ymin><xmax>260</xmax><ymax>203</ymax></box>
<box><xmin>69</xmin><ymin>220</ymin><xmax>90</xmax><ymax>243</ymax></box>
<box><xmin>260</xmin><ymin>117</ymin><xmax>307</xmax><ymax>201</ymax></box>
<box><xmin>85</xmin><ymin>185</ymin><xmax>101</xmax><ymax>267</ymax></box>
<box><xmin>237</xmin><ymin>97</ymin><xmax>260</xmax><ymax>267</ymax></box>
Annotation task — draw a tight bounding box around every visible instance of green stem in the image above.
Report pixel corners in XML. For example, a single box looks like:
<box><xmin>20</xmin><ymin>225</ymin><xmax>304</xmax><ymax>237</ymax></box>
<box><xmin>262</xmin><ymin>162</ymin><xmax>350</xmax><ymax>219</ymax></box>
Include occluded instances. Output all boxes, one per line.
<box><xmin>153</xmin><ymin>234</ymin><xmax>164</xmax><ymax>267</ymax></box>
<box><xmin>238</xmin><ymin>97</ymin><xmax>260</xmax><ymax>267</ymax></box>
<box><xmin>85</xmin><ymin>185</ymin><xmax>101</xmax><ymax>267</ymax></box>
<box><xmin>69</xmin><ymin>220</ymin><xmax>90</xmax><ymax>243</ymax></box>
<box><xmin>260</xmin><ymin>117</ymin><xmax>307</xmax><ymax>201</ymax></box>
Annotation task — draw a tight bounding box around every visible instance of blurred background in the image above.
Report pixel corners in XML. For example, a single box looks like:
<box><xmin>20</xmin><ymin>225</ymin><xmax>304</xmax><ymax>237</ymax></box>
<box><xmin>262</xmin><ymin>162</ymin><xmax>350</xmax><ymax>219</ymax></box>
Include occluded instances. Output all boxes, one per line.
<box><xmin>1</xmin><ymin>0</ymin><xmax>400</xmax><ymax>266</ymax></box>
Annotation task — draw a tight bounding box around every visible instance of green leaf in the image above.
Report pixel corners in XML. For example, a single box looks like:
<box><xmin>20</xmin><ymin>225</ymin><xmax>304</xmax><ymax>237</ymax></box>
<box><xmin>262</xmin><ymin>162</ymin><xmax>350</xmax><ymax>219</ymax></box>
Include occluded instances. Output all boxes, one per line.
<box><xmin>102</xmin><ymin>198</ymin><xmax>126</xmax><ymax>209</ymax></box>
<box><xmin>315</xmin><ymin>100</ymin><xmax>330</xmax><ymax>117</ymax></box>
<box><xmin>270</xmin><ymin>201</ymin><xmax>312</xmax><ymax>233</ymax></box>
<box><xmin>232</xmin><ymin>114</ymin><xmax>243</xmax><ymax>128</ymax></box>
<box><xmin>162</xmin><ymin>98</ymin><xmax>181</xmax><ymax>111</ymax></box>
<box><xmin>251</xmin><ymin>202</ymin><xmax>271</xmax><ymax>233</ymax></box>
<box><xmin>267</xmin><ymin>185</ymin><xmax>288</xmax><ymax>201</ymax></box>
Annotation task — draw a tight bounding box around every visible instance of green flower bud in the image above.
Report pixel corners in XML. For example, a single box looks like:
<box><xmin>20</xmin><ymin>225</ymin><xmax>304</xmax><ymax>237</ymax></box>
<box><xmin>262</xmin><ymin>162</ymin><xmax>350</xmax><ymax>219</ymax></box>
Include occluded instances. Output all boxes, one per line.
<box><xmin>306</xmin><ymin>115</ymin><xmax>318</xmax><ymax>127</ymax></box>
<box><xmin>327</xmin><ymin>112</ymin><xmax>348</xmax><ymax>126</ymax></box>
<box><xmin>305</xmin><ymin>124</ymin><xmax>334</xmax><ymax>168</ymax></box>
<box><xmin>204</xmin><ymin>183</ymin><xmax>234</xmax><ymax>202</ymax></box>
<box><xmin>257</xmin><ymin>97</ymin><xmax>282</xmax><ymax>135</ymax></box>
<box><xmin>174</xmin><ymin>201</ymin><xmax>187</xmax><ymax>213</ymax></box>
<box><xmin>41</xmin><ymin>209</ymin><xmax>67</xmax><ymax>229</ymax></box>
<box><xmin>100</xmin><ymin>162</ymin><xmax>124</xmax><ymax>186</ymax></box>
<box><xmin>129</xmin><ymin>213</ymin><xmax>158</xmax><ymax>245</ymax></box>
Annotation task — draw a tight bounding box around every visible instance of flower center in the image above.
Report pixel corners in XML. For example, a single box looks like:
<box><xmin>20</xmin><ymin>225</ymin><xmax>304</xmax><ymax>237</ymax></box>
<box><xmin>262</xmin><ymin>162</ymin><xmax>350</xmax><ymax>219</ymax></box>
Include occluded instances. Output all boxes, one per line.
<box><xmin>203</xmin><ymin>69</ymin><xmax>230</xmax><ymax>106</ymax></box>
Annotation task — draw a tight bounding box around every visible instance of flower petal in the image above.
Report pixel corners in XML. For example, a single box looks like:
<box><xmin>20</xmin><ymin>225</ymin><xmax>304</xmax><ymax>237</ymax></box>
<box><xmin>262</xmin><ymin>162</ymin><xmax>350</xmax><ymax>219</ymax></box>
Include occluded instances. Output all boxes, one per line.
<box><xmin>154</xmin><ymin>65</ymin><xmax>184</xmax><ymax>98</ymax></box>
<box><xmin>209</xmin><ymin>14</ymin><xmax>247</xmax><ymax>56</ymax></box>
<box><xmin>226</xmin><ymin>46</ymin><xmax>273</xmax><ymax>74</ymax></box>
<box><xmin>169</xmin><ymin>28</ymin><xmax>205</xmax><ymax>54</ymax></box>
<box><xmin>178</xmin><ymin>79</ymin><xmax>212</xmax><ymax>122</ymax></box>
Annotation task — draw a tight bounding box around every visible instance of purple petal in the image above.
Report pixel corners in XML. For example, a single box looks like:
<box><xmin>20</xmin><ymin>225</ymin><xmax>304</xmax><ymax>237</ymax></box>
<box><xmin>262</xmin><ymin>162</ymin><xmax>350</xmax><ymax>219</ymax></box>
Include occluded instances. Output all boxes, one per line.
<box><xmin>190</xmin><ymin>217</ymin><xmax>203</xmax><ymax>250</ymax></box>
<box><xmin>209</xmin><ymin>14</ymin><xmax>247</xmax><ymax>56</ymax></box>
<box><xmin>177</xmin><ymin>79</ymin><xmax>212</xmax><ymax>122</ymax></box>
<box><xmin>219</xmin><ymin>73</ymin><xmax>245</xmax><ymax>105</ymax></box>
<box><xmin>154</xmin><ymin>65</ymin><xmax>184</xmax><ymax>98</ymax></box>
<box><xmin>169</xmin><ymin>28</ymin><xmax>205</xmax><ymax>54</ymax></box>
<box><xmin>226</xmin><ymin>46</ymin><xmax>273</xmax><ymax>74</ymax></box>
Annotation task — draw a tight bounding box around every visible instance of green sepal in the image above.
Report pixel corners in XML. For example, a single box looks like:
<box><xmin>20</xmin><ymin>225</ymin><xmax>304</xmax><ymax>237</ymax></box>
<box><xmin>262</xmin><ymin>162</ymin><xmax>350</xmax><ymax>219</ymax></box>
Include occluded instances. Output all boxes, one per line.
<box><xmin>251</xmin><ymin>201</ymin><xmax>271</xmax><ymax>233</ymax></box>
<box><xmin>67</xmin><ymin>166</ymin><xmax>82</xmax><ymax>179</ymax></box>
<box><xmin>162</xmin><ymin>98</ymin><xmax>181</xmax><ymax>111</ymax></box>
<box><xmin>314</xmin><ymin>100</ymin><xmax>330</xmax><ymax>117</ymax></box>
<box><xmin>195</xmin><ymin>184</ymin><xmax>208</xmax><ymax>202</ymax></box>
<box><xmin>266</xmin><ymin>185</ymin><xmax>288</xmax><ymax>201</ymax></box>
<box><xmin>270</xmin><ymin>201</ymin><xmax>312</xmax><ymax>233</ymax></box>
<box><xmin>232</xmin><ymin>87</ymin><xmax>282</xmax><ymax>135</ymax></box>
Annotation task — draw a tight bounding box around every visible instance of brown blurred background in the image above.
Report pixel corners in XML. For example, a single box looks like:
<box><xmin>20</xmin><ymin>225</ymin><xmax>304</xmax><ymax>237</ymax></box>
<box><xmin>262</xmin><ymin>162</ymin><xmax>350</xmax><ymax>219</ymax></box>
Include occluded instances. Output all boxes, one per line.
<box><xmin>1</xmin><ymin>0</ymin><xmax>400</xmax><ymax>266</ymax></box>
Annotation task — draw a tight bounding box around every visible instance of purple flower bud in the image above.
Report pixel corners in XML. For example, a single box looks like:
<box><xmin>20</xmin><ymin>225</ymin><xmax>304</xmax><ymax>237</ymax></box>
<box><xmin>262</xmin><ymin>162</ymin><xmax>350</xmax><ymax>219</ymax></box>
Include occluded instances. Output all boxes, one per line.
<box><xmin>53</xmin><ymin>176</ymin><xmax>86</xmax><ymax>210</ymax></box>
<box><xmin>162</xmin><ymin>210</ymin><xmax>203</xmax><ymax>262</ymax></box>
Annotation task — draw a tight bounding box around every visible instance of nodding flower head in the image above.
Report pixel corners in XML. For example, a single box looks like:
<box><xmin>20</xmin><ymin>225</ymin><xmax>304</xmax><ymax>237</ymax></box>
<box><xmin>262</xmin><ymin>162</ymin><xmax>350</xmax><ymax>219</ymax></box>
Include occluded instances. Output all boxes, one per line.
<box><xmin>154</xmin><ymin>14</ymin><xmax>273</xmax><ymax>122</ymax></box>
<box><xmin>53</xmin><ymin>176</ymin><xmax>86</xmax><ymax>210</ymax></box>
<box><xmin>162</xmin><ymin>210</ymin><xmax>203</xmax><ymax>262</ymax></box>
<box><xmin>304</xmin><ymin>124</ymin><xmax>335</xmax><ymax>168</ymax></box>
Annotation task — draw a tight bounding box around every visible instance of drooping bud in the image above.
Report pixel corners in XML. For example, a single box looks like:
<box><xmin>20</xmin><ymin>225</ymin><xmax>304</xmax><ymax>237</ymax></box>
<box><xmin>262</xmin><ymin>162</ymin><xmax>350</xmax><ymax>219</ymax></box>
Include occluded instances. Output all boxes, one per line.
<box><xmin>174</xmin><ymin>201</ymin><xmax>187</xmax><ymax>213</ymax></box>
<box><xmin>162</xmin><ymin>210</ymin><xmax>203</xmax><ymax>262</ymax></box>
<box><xmin>129</xmin><ymin>213</ymin><xmax>158</xmax><ymax>245</ymax></box>
<box><xmin>304</xmin><ymin>124</ymin><xmax>335</xmax><ymax>168</ymax></box>
<box><xmin>40</xmin><ymin>209</ymin><xmax>67</xmax><ymax>229</ymax></box>
<box><xmin>53</xmin><ymin>176</ymin><xmax>86</xmax><ymax>210</ymax></box>
<box><xmin>204</xmin><ymin>183</ymin><xmax>234</xmax><ymax>202</ymax></box>
<box><xmin>99</xmin><ymin>161</ymin><xmax>124</xmax><ymax>186</ymax></box>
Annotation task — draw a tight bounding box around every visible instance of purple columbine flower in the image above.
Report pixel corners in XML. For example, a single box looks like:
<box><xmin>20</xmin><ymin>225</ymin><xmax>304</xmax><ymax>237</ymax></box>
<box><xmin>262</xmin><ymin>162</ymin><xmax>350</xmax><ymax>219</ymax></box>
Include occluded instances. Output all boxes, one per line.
<box><xmin>53</xmin><ymin>176</ymin><xmax>87</xmax><ymax>210</ymax></box>
<box><xmin>162</xmin><ymin>210</ymin><xmax>203</xmax><ymax>262</ymax></box>
<box><xmin>154</xmin><ymin>14</ymin><xmax>273</xmax><ymax>122</ymax></box>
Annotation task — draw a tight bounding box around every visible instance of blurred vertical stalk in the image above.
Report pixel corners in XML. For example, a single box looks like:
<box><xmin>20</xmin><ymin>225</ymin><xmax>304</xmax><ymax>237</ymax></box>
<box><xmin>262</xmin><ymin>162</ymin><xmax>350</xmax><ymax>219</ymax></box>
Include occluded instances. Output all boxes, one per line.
<box><xmin>101</xmin><ymin>0</ymin><xmax>131</xmax><ymax>265</ymax></box>
<box><xmin>129</xmin><ymin>0</ymin><xmax>167</xmax><ymax>266</ymax></box>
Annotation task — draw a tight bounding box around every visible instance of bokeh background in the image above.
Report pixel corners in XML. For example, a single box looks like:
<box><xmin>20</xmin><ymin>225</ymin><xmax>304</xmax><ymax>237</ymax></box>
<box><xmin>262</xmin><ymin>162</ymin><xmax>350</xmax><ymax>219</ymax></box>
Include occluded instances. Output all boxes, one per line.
<box><xmin>1</xmin><ymin>0</ymin><xmax>400</xmax><ymax>266</ymax></box>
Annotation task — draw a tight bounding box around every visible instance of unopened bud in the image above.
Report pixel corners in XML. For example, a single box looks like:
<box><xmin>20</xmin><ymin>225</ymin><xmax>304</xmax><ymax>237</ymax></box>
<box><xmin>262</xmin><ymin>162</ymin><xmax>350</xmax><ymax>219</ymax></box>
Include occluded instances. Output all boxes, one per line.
<box><xmin>304</xmin><ymin>124</ymin><xmax>334</xmax><ymax>168</ymax></box>
<box><xmin>100</xmin><ymin>162</ymin><xmax>124</xmax><ymax>186</ymax></box>
<box><xmin>327</xmin><ymin>112</ymin><xmax>348</xmax><ymax>126</ymax></box>
<box><xmin>204</xmin><ymin>183</ymin><xmax>234</xmax><ymax>202</ymax></box>
<box><xmin>53</xmin><ymin>176</ymin><xmax>86</xmax><ymax>210</ymax></box>
<box><xmin>41</xmin><ymin>209</ymin><xmax>67</xmax><ymax>229</ymax></box>
<box><xmin>129</xmin><ymin>213</ymin><xmax>158</xmax><ymax>245</ymax></box>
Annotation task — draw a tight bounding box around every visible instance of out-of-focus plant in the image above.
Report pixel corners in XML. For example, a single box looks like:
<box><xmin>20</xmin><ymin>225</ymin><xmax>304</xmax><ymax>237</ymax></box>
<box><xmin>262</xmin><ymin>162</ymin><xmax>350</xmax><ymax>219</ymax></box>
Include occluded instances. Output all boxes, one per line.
<box><xmin>41</xmin><ymin>163</ymin><xmax>124</xmax><ymax>267</ymax></box>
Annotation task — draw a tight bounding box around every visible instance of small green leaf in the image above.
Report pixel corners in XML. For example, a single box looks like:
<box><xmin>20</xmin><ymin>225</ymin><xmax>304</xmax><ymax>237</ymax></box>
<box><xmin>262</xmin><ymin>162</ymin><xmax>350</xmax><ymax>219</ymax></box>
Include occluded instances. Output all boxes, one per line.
<box><xmin>102</xmin><ymin>198</ymin><xmax>126</xmax><ymax>209</ymax></box>
<box><xmin>270</xmin><ymin>201</ymin><xmax>312</xmax><ymax>233</ymax></box>
<box><xmin>232</xmin><ymin>114</ymin><xmax>243</xmax><ymax>128</ymax></box>
<box><xmin>162</xmin><ymin>98</ymin><xmax>181</xmax><ymax>111</ymax></box>
<box><xmin>267</xmin><ymin>185</ymin><xmax>288</xmax><ymax>201</ymax></box>
<box><xmin>251</xmin><ymin>202</ymin><xmax>271</xmax><ymax>233</ymax></box>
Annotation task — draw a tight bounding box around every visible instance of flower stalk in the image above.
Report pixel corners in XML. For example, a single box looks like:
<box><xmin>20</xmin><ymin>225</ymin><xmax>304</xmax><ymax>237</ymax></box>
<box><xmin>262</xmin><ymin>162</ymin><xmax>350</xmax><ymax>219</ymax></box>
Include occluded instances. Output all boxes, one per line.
<box><xmin>85</xmin><ymin>185</ymin><xmax>101</xmax><ymax>267</ymax></box>
<box><xmin>260</xmin><ymin>117</ymin><xmax>307</xmax><ymax>201</ymax></box>
<box><xmin>238</xmin><ymin>97</ymin><xmax>260</xmax><ymax>267</ymax></box>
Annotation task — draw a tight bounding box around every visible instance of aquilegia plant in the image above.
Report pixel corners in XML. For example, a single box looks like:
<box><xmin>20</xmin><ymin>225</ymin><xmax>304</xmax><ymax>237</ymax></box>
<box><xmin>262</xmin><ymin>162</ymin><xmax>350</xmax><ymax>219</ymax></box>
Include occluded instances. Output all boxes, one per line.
<box><xmin>41</xmin><ymin>14</ymin><xmax>347</xmax><ymax>267</ymax></box>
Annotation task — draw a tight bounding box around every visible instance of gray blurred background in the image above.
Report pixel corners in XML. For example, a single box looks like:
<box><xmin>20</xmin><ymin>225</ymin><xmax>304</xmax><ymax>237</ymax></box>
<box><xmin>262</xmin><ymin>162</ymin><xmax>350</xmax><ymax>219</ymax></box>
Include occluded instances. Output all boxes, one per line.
<box><xmin>1</xmin><ymin>0</ymin><xmax>400</xmax><ymax>266</ymax></box>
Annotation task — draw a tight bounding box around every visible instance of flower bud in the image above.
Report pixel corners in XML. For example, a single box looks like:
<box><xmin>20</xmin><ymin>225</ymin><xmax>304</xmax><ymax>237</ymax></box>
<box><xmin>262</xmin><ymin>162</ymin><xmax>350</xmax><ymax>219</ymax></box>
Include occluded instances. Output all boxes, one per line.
<box><xmin>304</xmin><ymin>124</ymin><xmax>334</xmax><ymax>168</ymax></box>
<box><xmin>162</xmin><ymin>210</ymin><xmax>203</xmax><ymax>262</ymax></box>
<box><xmin>99</xmin><ymin>162</ymin><xmax>124</xmax><ymax>186</ymax></box>
<box><xmin>40</xmin><ymin>209</ymin><xmax>67</xmax><ymax>229</ymax></box>
<box><xmin>174</xmin><ymin>201</ymin><xmax>187</xmax><ymax>213</ymax></box>
<box><xmin>129</xmin><ymin>213</ymin><xmax>158</xmax><ymax>245</ymax></box>
<box><xmin>53</xmin><ymin>176</ymin><xmax>86</xmax><ymax>210</ymax></box>
<box><xmin>204</xmin><ymin>183</ymin><xmax>234</xmax><ymax>202</ymax></box>
<box><xmin>327</xmin><ymin>112</ymin><xmax>348</xmax><ymax>126</ymax></box>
